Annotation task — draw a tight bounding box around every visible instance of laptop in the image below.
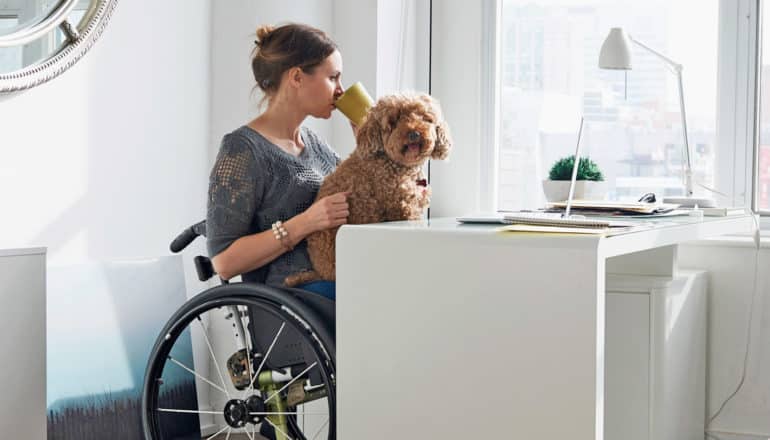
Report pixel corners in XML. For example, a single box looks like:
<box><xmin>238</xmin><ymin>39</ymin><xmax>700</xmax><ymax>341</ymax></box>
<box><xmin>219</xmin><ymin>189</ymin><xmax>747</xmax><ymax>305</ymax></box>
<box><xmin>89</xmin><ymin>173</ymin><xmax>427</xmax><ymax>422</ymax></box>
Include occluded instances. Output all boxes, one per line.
<box><xmin>457</xmin><ymin>117</ymin><xmax>630</xmax><ymax>229</ymax></box>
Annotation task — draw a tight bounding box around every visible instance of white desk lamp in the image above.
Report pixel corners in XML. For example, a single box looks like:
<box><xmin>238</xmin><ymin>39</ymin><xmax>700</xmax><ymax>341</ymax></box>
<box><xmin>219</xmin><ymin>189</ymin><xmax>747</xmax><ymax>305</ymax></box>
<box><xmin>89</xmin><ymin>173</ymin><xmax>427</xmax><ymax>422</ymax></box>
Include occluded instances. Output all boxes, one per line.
<box><xmin>598</xmin><ymin>27</ymin><xmax>716</xmax><ymax>208</ymax></box>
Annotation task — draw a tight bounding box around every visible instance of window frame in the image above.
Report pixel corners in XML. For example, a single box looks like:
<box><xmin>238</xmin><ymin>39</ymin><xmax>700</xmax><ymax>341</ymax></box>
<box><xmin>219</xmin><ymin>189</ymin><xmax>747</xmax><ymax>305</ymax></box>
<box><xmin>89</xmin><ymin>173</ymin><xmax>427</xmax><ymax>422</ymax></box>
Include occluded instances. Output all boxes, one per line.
<box><xmin>718</xmin><ymin>0</ymin><xmax>761</xmax><ymax>214</ymax></box>
<box><xmin>479</xmin><ymin>0</ymin><xmax>502</xmax><ymax>212</ymax></box>
<box><xmin>752</xmin><ymin>0</ymin><xmax>770</xmax><ymax>229</ymax></box>
<box><xmin>482</xmin><ymin>0</ymin><xmax>765</xmax><ymax>225</ymax></box>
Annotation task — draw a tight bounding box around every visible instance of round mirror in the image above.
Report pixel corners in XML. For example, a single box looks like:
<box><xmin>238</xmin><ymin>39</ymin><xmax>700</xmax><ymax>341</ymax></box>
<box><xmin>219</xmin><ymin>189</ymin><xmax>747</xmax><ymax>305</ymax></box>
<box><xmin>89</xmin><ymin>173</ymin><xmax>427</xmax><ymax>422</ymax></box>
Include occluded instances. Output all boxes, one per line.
<box><xmin>0</xmin><ymin>0</ymin><xmax>118</xmax><ymax>92</ymax></box>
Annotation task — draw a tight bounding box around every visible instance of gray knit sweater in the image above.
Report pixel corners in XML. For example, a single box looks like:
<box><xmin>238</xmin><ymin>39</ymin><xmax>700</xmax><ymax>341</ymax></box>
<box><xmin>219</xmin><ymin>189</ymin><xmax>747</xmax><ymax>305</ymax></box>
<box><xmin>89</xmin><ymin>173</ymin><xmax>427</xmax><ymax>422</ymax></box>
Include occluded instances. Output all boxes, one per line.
<box><xmin>206</xmin><ymin>125</ymin><xmax>340</xmax><ymax>286</ymax></box>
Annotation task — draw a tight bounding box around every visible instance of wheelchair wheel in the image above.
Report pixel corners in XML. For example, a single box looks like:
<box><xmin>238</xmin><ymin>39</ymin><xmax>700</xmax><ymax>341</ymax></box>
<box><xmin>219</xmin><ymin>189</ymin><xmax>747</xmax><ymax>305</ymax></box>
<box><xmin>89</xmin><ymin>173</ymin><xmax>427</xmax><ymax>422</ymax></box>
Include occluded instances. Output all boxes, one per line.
<box><xmin>142</xmin><ymin>283</ymin><xmax>335</xmax><ymax>440</ymax></box>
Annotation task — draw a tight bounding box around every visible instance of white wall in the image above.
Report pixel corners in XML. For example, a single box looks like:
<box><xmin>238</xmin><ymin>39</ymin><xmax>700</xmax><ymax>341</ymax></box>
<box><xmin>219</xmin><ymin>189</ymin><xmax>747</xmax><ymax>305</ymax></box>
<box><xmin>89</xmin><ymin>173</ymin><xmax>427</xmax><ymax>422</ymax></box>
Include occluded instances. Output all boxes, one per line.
<box><xmin>209</xmin><ymin>0</ymin><xmax>430</xmax><ymax>161</ymax></box>
<box><xmin>428</xmin><ymin>0</ymin><xmax>483</xmax><ymax>217</ymax></box>
<box><xmin>332</xmin><ymin>0</ymin><xmax>431</xmax><ymax>158</ymax></box>
<box><xmin>331</xmin><ymin>0</ymin><xmax>378</xmax><ymax>159</ymax></box>
<box><xmin>209</xmin><ymin>0</ymin><xmax>335</xmax><ymax>158</ymax></box>
<box><xmin>0</xmin><ymin>0</ymin><xmax>212</xmax><ymax>294</ymax></box>
<box><xmin>680</xmin><ymin>239</ymin><xmax>770</xmax><ymax>440</ymax></box>
<box><xmin>376</xmin><ymin>0</ymin><xmax>430</xmax><ymax>96</ymax></box>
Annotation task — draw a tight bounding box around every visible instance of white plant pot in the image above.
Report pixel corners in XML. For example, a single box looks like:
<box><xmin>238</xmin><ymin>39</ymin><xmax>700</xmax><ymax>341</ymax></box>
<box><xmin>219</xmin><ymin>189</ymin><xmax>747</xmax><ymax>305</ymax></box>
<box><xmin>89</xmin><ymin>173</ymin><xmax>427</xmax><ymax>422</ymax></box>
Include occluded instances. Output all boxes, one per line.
<box><xmin>542</xmin><ymin>180</ymin><xmax>607</xmax><ymax>203</ymax></box>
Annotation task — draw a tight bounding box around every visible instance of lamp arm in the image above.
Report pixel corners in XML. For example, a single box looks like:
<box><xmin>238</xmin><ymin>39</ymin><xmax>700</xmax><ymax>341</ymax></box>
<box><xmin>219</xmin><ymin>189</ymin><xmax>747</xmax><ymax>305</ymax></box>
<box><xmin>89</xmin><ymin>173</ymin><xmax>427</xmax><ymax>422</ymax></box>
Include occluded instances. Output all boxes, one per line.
<box><xmin>630</xmin><ymin>36</ymin><xmax>694</xmax><ymax>197</ymax></box>
<box><xmin>629</xmin><ymin>37</ymin><xmax>682</xmax><ymax>70</ymax></box>
<box><xmin>676</xmin><ymin>69</ymin><xmax>694</xmax><ymax>197</ymax></box>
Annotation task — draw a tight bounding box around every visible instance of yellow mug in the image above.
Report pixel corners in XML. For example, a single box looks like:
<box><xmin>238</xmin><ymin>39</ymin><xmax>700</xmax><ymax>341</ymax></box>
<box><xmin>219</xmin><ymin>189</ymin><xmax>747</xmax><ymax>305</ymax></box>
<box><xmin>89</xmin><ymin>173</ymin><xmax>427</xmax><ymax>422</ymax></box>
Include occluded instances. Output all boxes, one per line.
<box><xmin>335</xmin><ymin>82</ymin><xmax>374</xmax><ymax>126</ymax></box>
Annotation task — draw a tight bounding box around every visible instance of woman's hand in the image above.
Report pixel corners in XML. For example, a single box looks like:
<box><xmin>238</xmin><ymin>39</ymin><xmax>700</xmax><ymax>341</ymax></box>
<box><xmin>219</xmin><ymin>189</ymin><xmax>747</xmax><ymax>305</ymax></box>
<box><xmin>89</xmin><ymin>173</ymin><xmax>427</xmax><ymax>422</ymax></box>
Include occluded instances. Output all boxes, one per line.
<box><xmin>301</xmin><ymin>191</ymin><xmax>350</xmax><ymax>233</ymax></box>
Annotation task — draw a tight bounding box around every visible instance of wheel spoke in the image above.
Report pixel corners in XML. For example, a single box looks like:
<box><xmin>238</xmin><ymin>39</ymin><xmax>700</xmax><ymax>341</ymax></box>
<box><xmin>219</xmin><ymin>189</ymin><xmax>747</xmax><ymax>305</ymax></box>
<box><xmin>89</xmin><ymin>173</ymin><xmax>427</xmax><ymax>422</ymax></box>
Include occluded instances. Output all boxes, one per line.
<box><xmin>239</xmin><ymin>306</ymin><xmax>257</xmax><ymax>400</ymax></box>
<box><xmin>310</xmin><ymin>418</ymin><xmax>330</xmax><ymax>440</ymax></box>
<box><xmin>265</xmin><ymin>362</ymin><xmax>317</xmax><ymax>404</ymax></box>
<box><xmin>264</xmin><ymin>417</ymin><xmax>294</xmax><ymax>440</ymax></box>
<box><xmin>197</xmin><ymin>316</ymin><xmax>232</xmax><ymax>400</ymax></box>
<box><xmin>206</xmin><ymin>424</ymin><xmax>230</xmax><ymax>440</ymax></box>
<box><xmin>147</xmin><ymin>298</ymin><xmax>334</xmax><ymax>440</ymax></box>
<box><xmin>168</xmin><ymin>355</ymin><xmax>228</xmax><ymax>396</ymax></box>
<box><xmin>245</xmin><ymin>322</ymin><xmax>286</xmax><ymax>392</ymax></box>
<box><xmin>248</xmin><ymin>411</ymin><xmax>327</xmax><ymax>416</ymax></box>
<box><xmin>157</xmin><ymin>408</ymin><xmax>223</xmax><ymax>415</ymax></box>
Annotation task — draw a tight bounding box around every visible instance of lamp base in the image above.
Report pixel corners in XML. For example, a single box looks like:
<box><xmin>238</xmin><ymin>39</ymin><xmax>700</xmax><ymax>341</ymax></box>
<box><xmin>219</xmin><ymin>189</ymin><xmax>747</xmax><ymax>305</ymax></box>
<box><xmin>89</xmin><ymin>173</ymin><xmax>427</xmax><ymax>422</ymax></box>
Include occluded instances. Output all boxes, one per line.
<box><xmin>662</xmin><ymin>196</ymin><xmax>717</xmax><ymax>208</ymax></box>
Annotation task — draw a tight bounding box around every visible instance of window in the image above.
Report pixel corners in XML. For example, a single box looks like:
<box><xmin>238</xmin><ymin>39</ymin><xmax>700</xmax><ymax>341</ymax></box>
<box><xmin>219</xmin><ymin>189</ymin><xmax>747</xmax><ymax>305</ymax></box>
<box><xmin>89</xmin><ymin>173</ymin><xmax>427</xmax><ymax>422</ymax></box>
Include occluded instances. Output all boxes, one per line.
<box><xmin>495</xmin><ymin>0</ymin><xmax>720</xmax><ymax>210</ymax></box>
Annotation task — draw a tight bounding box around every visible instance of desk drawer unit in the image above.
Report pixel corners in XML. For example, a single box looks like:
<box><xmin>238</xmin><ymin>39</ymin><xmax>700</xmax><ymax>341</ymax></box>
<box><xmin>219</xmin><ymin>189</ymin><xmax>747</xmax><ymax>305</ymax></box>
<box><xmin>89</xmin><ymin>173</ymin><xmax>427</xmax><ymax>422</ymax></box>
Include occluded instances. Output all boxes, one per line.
<box><xmin>605</xmin><ymin>270</ymin><xmax>706</xmax><ymax>440</ymax></box>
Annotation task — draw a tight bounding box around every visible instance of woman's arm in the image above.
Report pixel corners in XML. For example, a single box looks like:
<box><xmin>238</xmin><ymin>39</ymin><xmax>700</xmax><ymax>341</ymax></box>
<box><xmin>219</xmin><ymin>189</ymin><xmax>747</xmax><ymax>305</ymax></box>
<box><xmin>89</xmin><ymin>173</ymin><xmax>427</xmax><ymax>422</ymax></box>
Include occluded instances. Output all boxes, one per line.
<box><xmin>212</xmin><ymin>192</ymin><xmax>349</xmax><ymax>280</ymax></box>
<box><xmin>211</xmin><ymin>214</ymin><xmax>310</xmax><ymax>280</ymax></box>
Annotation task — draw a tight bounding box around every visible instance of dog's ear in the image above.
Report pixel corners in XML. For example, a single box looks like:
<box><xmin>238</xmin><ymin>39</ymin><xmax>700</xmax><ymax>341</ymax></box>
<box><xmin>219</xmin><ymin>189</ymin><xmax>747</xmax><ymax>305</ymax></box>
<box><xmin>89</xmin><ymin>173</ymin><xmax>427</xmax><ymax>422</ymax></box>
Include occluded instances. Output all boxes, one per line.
<box><xmin>355</xmin><ymin>107</ymin><xmax>384</xmax><ymax>157</ymax></box>
<box><xmin>355</xmin><ymin>96</ymin><xmax>401</xmax><ymax>157</ymax></box>
<box><xmin>417</xmin><ymin>94</ymin><xmax>452</xmax><ymax>160</ymax></box>
<box><xmin>432</xmin><ymin>118</ymin><xmax>453</xmax><ymax>160</ymax></box>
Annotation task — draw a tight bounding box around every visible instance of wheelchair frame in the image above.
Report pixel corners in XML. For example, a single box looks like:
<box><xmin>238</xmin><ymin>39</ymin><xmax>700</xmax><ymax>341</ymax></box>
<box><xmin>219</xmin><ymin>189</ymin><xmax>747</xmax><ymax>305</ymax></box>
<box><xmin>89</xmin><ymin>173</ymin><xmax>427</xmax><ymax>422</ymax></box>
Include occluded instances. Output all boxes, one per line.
<box><xmin>141</xmin><ymin>221</ymin><xmax>336</xmax><ymax>440</ymax></box>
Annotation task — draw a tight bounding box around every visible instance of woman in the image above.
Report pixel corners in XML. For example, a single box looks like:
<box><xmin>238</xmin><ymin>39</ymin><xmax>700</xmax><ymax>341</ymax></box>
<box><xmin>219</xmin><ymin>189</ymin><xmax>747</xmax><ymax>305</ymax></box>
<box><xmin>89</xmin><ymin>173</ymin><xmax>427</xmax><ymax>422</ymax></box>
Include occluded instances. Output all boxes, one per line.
<box><xmin>207</xmin><ymin>23</ymin><xmax>350</xmax><ymax>301</ymax></box>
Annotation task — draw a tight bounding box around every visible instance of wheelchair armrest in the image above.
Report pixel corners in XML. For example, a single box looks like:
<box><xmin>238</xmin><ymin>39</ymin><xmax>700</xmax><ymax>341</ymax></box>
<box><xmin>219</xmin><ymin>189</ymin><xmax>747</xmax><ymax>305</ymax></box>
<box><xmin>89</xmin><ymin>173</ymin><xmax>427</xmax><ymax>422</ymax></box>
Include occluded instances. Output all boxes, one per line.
<box><xmin>194</xmin><ymin>256</ymin><xmax>215</xmax><ymax>282</ymax></box>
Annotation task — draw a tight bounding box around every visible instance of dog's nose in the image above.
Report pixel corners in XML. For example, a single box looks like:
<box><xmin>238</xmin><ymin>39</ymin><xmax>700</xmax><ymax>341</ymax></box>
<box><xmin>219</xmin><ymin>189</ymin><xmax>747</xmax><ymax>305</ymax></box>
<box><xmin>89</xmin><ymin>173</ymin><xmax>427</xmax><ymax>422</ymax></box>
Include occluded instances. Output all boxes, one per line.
<box><xmin>407</xmin><ymin>131</ymin><xmax>421</xmax><ymax>142</ymax></box>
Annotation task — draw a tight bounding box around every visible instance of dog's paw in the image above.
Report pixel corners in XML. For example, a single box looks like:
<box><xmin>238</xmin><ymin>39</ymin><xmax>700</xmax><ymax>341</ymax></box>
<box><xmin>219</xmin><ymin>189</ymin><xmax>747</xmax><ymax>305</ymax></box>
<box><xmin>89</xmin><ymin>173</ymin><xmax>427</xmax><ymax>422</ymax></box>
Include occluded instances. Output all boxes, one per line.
<box><xmin>284</xmin><ymin>270</ymin><xmax>321</xmax><ymax>287</ymax></box>
<box><xmin>417</xmin><ymin>185</ymin><xmax>431</xmax><ymax>208</ymax></box>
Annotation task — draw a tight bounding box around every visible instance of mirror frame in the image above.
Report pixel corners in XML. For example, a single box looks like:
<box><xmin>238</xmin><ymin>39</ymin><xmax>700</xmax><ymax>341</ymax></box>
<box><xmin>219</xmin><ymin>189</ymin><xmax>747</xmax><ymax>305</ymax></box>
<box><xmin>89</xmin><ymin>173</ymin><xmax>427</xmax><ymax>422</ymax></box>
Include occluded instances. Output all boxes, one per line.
<box><xmin>0</xmin><ymin>0</ymin><xmax>118</xmax><ymax>93</ymax></box>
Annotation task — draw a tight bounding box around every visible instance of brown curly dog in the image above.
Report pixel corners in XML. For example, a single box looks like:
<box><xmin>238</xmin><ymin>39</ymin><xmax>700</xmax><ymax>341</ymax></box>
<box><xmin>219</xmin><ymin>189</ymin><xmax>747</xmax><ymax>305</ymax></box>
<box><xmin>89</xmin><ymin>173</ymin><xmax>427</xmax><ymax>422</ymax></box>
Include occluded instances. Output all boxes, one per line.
<box><xmin>285</xmin><ymin>93</ymin><xmax>453</xmax><ymax>286</ymax></box>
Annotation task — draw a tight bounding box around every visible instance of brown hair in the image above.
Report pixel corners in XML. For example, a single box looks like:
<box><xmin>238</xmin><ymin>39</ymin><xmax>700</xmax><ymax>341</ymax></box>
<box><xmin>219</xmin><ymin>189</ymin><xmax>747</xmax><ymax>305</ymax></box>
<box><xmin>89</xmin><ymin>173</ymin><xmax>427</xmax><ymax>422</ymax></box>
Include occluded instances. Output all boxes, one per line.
<box><xmin>252</xmin><ymin>23</ymin><xmax>338</xmax><ymax>98</ymax></box>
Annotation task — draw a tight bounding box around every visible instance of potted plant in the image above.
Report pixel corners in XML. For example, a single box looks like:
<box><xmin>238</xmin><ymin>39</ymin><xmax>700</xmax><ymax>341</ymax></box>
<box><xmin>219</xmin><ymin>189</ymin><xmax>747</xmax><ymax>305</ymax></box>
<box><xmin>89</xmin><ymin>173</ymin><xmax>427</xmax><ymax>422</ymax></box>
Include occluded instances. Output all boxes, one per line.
<box><xmin>542</xmin><ymin>155</ymin><xmax>607</xmax><ymax>202</ymax></box>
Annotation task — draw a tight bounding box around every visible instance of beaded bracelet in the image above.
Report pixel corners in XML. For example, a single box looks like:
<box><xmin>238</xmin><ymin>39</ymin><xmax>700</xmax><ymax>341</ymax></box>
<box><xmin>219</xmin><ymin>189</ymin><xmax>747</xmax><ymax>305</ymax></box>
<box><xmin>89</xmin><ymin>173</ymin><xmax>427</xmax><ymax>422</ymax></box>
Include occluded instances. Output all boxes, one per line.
<box><xmin>271</xmin><ymin>220</ymin><xmax>293</xmax><ymax>251</ymax></box>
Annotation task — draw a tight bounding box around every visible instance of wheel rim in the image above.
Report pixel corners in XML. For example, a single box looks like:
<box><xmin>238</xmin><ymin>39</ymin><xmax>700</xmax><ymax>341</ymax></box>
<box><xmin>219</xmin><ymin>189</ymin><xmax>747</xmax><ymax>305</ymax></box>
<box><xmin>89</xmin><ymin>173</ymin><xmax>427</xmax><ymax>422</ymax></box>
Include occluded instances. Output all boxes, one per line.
<box><xmin>143</xmin><ymin>296</ymin><xmax>335</xmax><ymax>440</ymax></box>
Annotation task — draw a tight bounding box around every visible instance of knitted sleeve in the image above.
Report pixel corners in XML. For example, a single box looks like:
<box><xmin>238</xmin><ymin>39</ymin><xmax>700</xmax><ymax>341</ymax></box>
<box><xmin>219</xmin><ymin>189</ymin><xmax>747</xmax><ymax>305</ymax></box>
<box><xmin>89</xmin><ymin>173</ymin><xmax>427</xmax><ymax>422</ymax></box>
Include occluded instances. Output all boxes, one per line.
<box><xmin>305</xmin><ymin>127</ymin><xmax>342</xmax><ymax>166</ymax></box>
<box><xmin>206</xmin><ymin>134</ymin><xmax>264</xmax><ymax>257</ymax></box>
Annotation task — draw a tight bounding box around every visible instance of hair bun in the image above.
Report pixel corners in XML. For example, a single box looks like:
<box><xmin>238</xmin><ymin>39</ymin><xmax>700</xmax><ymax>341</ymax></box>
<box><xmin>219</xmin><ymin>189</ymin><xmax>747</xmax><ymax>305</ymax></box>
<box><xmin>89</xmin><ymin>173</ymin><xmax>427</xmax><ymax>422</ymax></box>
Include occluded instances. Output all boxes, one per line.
<box><xmin>255</xmin><ymin>25</ymin><xmax>276</xmax><ymax>46</ymax></box>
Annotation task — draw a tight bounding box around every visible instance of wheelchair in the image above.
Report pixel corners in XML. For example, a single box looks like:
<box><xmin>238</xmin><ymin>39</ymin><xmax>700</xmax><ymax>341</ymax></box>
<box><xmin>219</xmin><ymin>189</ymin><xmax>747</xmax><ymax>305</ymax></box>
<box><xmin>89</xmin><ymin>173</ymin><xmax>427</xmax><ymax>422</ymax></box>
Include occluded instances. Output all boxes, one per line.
<box><xmin>142</xmin><ymin>221</ymin><xmax>336</xmax><ymax>440</ymax></box>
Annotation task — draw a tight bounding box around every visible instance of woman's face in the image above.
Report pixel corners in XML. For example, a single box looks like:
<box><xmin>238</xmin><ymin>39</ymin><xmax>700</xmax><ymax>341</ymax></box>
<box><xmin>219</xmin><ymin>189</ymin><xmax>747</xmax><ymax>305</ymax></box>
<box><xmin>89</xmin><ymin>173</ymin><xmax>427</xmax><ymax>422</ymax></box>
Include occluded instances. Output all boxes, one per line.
<box><xmin>298</xmin><ymin>50</ymin><xmax>344</xmax><ymax>119</ymax></box>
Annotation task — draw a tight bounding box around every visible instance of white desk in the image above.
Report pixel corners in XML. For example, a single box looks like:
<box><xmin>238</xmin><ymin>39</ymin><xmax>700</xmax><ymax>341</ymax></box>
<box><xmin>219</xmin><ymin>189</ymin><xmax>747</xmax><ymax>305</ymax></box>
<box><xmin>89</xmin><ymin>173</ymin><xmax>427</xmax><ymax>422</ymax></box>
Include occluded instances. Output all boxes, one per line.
<box><xmin>335</xmin><ymin>214</ymin><xmax>754</xmax><ymax>440</ymax></box>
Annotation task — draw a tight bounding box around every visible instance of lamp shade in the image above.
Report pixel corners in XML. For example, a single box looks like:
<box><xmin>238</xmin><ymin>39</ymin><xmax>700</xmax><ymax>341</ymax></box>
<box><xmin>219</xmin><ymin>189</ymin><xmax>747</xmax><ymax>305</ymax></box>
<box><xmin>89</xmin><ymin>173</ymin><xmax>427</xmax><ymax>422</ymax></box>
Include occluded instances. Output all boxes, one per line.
<box><xmin>599</xmin><ymin>27</ymin><xmax>632</xmax><ymax>70</ymax></box>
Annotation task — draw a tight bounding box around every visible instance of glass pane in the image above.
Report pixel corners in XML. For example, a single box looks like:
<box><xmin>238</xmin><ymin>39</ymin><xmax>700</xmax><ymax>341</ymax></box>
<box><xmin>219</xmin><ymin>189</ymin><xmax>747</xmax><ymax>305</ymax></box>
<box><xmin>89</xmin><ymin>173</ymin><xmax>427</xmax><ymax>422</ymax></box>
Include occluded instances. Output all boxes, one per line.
<box><xmin>0</xmin><ymin>16</ymin><xmax>21</xmax><ymax>72</ymax></box>
<box><xmin>0</xmin><ymin>0</ymin><xmax>59</xmax><ymax>37</ymax></box>
<box><xmin>0</xmin><ymin>14</ymin><xmax>18</xmax><ymax>30</ymax></box>
<box><xmin>0</xmin><ymin>24</ymin><xmax>67</xmax><ymax>74</ymax></box>
<box><xmin>758</xmin><ymin>2</ymin><xmax>770</xmax><ymax>211</ymax></box>
<box><xmin>498</xmin><ymin>0</ymin><xmax>718</xmax><ymax>210</ymax></box>
<box><xmin>0</xmin><ymin>0</ymin><xmax>90</xmax><ymax>75</ymax></box>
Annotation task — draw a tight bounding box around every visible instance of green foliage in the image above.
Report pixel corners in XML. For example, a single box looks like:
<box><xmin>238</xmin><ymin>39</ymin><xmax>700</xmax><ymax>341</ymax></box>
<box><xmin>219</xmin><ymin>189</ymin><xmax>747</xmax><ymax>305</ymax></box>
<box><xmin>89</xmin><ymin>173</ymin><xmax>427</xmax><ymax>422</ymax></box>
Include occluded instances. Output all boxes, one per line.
<box><xmin>548</xmin><ymin>155</ymin><xmax>604</xmax><ymax>181</ymax></box>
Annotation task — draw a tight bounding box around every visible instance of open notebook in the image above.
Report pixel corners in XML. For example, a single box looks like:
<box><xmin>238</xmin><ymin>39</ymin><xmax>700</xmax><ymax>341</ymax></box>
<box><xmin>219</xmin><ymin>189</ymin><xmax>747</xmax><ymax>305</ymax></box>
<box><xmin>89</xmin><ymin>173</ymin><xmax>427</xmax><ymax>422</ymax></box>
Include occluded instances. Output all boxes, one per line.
<box><xmin>548</xmin><ymin>200</ymin><xmax>679</xmax><ymax>215</ymax></box>
<box><xmin>456</xmin><ymin>212</ymin><xmax>635</xmax><ymax>229</ymax></box>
